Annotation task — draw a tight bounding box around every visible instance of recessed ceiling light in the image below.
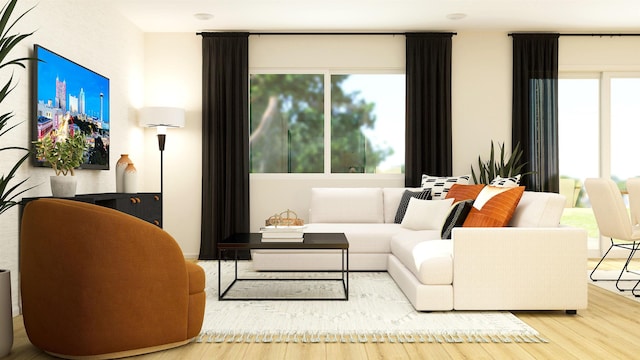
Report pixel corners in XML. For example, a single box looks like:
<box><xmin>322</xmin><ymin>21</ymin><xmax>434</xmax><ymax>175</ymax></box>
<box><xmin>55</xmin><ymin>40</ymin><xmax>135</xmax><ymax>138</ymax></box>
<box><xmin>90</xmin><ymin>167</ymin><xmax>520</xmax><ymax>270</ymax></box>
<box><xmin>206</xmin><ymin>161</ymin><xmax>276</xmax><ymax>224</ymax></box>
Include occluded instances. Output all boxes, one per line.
<box><xmin>446</xmin><ymin>13</ymin><xmax>467</xmax><ymax>21</ymax></box>
<box><xmin>194</xmin><ymin>13</ymin><xmax>214</xmax><ymax>21</ymax></box>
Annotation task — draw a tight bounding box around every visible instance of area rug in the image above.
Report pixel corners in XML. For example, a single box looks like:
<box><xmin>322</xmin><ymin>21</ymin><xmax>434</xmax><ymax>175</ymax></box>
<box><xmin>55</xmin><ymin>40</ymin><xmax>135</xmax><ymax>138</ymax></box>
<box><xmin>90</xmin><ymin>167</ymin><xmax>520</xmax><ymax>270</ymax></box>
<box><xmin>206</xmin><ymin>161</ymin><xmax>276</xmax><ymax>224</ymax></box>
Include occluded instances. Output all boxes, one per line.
<box><xmin>589</xmin><ymin>270</ymin><xmax>640</xmax><ymax>303</ymax></box>
<box><xmin>195</xmin><ymin>261</ymin><xmax>545</xmax><ymax>344</ymax></box>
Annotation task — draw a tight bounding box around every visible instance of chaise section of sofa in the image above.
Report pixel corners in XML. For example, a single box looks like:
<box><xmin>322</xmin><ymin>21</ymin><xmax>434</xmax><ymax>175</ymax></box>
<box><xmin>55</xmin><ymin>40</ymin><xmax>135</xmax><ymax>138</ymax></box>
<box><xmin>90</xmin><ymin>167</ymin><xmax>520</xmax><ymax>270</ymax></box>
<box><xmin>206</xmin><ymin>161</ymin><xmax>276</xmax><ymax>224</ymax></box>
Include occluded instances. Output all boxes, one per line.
<box><xmin>387</xmin><ymin>190</ymin><xmax>588</xmax><ymax>312</ymax></box>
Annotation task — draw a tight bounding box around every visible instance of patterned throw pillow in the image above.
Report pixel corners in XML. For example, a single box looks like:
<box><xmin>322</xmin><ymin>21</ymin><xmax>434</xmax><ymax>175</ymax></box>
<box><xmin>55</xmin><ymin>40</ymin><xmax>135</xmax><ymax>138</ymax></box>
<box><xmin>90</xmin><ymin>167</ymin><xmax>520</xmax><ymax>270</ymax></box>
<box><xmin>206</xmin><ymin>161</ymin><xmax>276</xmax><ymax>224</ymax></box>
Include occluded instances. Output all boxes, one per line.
<box><xmin>489</xmin><ymin>175</ymin><xmax>521</xmax><ymax>188</ymax></box>
<box><xmin>420</xmin><ymin>175</ymin><xmax>471</xmax><ymax>200</ymax></box>
<box><xmin>463</xmin><ymin>186</ymin><xmax>525</xmax><ymax>227</ymax></box>
<box><xmin>444</xmin><ymin>184</ymin><xmax>486</xmax><ymax>202</ymax></box>
<box><xmin>394</xmin><ymin>189</ymin><xmax>432</xmax><ymax>223</ymax></box>
<box><xmin>440</xmin><ymin>199</ymin><xmax>474</xmax><ymax>239</ymax></box>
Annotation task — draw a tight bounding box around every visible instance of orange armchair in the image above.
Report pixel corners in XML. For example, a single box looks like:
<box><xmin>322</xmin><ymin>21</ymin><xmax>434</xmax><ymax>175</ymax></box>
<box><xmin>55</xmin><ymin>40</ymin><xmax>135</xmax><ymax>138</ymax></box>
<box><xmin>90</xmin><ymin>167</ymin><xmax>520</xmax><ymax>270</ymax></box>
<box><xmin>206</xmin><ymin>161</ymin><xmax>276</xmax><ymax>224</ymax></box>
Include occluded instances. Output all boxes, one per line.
<box><xmin>20</xmin><ymin>198</ymin><xmax>205</xmax><ymax>359</ymax></box>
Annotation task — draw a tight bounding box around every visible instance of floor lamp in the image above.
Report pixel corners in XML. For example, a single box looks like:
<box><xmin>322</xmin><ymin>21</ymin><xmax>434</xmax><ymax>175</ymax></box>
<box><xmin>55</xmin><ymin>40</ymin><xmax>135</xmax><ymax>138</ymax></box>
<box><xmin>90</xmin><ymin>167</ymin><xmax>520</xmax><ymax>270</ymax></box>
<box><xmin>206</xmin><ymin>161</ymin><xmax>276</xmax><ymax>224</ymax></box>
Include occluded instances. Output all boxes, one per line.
<box><xmin>139</xmin><ymin>107</ymin><xmax>185</xmax><ymax>226</ymax></box>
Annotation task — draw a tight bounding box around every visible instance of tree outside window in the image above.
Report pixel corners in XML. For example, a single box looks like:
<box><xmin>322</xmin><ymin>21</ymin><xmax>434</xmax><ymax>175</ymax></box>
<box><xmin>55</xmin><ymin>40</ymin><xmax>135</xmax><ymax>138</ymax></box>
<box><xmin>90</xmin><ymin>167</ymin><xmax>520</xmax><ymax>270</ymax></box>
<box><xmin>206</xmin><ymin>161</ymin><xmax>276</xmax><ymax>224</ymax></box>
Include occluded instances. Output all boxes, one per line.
<box><xmin>250</xmin><ymin>73</ymin><xmax>404</xmax><ymax>174</ymax></box>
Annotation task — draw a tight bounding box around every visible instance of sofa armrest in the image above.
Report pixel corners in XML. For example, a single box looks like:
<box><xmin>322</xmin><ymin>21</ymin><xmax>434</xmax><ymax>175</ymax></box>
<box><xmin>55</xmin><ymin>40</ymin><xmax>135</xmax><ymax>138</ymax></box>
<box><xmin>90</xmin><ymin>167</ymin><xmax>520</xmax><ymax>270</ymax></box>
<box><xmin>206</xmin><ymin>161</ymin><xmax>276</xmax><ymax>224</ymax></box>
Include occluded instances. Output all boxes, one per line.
<box><xmin>451</xmin><ymin>227</ymin><xmax>588</xmax><ymax>311</ymax></box>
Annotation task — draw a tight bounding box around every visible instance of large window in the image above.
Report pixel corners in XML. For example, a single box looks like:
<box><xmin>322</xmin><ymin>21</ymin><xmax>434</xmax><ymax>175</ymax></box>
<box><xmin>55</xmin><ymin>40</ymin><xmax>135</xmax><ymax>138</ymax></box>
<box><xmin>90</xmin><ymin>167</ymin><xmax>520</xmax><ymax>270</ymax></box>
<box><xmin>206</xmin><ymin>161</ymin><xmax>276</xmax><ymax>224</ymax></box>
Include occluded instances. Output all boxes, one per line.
<box><xmin>249</xmin><ymin>72</ymin><xmax>405</xmax><ymax>174</ymax></box>
<box><xmin>558</xmin><ymin>76</ymin><xmax>600</xmax><ymax>249</ymax></box>
<box><xmin>610</xmin><ymin>77</ymin><xmax>640</xmax><ymax>182</ymax></box>
<box><xmin>559</xmin><ymin>73</ymin><xmax>640</xmax><ymax>252</ymax></box>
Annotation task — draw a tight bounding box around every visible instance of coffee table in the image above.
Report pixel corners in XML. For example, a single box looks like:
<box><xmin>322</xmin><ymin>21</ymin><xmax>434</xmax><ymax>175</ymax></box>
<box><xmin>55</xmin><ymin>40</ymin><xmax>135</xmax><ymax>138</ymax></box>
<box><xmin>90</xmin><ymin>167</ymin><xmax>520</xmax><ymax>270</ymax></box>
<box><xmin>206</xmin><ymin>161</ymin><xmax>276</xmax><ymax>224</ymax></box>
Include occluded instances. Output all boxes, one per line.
<box><xmin>217</xmin><ymin>232</ymin><xmax>349</xmax><ymax>301</ymax></box>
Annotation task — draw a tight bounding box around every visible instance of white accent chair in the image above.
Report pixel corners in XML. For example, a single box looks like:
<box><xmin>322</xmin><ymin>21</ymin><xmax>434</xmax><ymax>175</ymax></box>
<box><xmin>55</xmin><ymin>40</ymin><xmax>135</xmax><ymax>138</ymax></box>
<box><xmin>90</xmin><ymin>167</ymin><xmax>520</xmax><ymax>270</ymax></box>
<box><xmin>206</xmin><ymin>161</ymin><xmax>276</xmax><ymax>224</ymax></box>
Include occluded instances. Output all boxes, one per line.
<box><xmin>585</xmin><ymin>178</ymin><xmax>640</xmax><ymax>294</ymax></box>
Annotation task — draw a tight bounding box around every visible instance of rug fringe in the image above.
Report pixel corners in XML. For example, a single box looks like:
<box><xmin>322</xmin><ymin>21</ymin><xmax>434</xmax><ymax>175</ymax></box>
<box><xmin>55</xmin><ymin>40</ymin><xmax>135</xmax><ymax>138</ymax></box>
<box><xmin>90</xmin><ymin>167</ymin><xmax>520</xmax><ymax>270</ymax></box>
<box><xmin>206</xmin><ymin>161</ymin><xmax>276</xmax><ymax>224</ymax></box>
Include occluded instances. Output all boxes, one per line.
<box><xmin>194</xmin><ymin>331</ymin><xmax>548</xmax><ymax>344</ymax></box>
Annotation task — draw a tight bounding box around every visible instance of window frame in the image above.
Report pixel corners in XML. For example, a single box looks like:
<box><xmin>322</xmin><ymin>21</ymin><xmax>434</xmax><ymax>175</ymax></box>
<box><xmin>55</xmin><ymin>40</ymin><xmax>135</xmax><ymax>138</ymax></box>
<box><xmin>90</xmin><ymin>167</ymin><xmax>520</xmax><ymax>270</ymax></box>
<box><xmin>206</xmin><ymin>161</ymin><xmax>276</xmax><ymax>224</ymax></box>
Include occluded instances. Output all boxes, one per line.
<box><xmin>559</xmin><ymin>71</ymin><xmax>640</xmax><ymax>180</ymax></box>
<box><xmin>249</xmin><ymin>68</ymin><xmax>406</xmax><ymax>178</ymax></box>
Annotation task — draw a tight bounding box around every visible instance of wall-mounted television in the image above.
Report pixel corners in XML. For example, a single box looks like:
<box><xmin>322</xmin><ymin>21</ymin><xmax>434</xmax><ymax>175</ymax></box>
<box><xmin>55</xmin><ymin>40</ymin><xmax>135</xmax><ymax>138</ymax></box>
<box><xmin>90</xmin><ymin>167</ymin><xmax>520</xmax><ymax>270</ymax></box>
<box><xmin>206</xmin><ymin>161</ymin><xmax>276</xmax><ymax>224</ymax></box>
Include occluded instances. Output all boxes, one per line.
<box><xmin>32</xmin><ymin>44</ymin><xmax>110</xmax><ymax>170</ymax></box>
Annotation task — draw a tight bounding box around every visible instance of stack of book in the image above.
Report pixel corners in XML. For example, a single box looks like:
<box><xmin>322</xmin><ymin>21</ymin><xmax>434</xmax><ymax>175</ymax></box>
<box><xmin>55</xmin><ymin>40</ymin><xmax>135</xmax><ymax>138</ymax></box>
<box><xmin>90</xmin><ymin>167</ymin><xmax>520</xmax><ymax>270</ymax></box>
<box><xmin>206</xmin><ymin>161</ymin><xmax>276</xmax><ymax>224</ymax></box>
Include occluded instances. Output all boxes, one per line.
<box><xmin>259</xmin><ymin>225</ymin><xmax>305</xmax><ymax>242</ymax></box>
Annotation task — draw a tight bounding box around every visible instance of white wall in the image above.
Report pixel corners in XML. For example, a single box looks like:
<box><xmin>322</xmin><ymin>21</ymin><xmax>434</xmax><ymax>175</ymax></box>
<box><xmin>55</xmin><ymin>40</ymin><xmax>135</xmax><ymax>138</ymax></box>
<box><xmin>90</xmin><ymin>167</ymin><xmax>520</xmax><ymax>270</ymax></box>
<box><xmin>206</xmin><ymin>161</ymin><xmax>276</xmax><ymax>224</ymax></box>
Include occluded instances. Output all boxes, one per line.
<box><xmin>142</xmin><ymin>33</ymin><xmax>202</xmax><ymax>257</ymax></box>
<box><xmin>0</xmin><ymin>0</ymin><xmax>145</xmax><ymax>316</ymax></box>
<box><xmin>560</xmin><ymin>36</ymin><xmax>640</xmax><ymax>71</ymax></box>
<box><xmin>452</xmin><ymin>32</ymin><xmax>513</xmax><ymax>176</ymax></box>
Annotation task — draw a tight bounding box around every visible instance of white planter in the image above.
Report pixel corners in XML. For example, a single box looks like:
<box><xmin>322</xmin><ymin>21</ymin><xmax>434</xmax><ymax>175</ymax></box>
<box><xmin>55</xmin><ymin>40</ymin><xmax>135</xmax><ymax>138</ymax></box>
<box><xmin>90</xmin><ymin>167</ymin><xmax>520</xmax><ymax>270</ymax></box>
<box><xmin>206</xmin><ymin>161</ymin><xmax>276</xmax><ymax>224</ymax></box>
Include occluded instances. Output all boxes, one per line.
<box><xmin>0</xmin><ymin>270</ymin><xmax>12</xmax><ymax>357</ymax></box>
<box><xmin>50</xmin><ymin>175</ymin><xmax>77</xmax><ymax>197</ymax></box>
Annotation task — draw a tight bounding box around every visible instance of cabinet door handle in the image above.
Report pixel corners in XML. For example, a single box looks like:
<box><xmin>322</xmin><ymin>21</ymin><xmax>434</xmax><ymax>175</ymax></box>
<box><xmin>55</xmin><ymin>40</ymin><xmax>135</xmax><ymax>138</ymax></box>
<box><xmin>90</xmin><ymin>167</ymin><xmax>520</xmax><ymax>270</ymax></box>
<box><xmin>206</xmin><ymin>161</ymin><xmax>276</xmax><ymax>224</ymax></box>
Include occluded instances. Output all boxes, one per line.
<box><xmin>153</xmin><ymin>220</ymin><xmax>160</xmax><ymax>226</ymax></box>
<box><xmin>154</xmin><ymin>195</ymin><xmax>160</xmax><ymax>201</ymax></box>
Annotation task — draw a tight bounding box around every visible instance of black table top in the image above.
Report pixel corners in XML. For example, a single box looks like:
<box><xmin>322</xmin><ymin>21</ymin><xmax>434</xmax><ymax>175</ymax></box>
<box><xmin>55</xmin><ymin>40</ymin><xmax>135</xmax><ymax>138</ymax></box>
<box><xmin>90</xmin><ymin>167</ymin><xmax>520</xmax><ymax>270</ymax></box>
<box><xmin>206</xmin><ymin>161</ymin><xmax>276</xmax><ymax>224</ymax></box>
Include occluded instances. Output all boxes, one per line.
<box><xmin>218</xmin><ymin>232</ymin><xmax>348</xmax><ymax>250</ymax></box>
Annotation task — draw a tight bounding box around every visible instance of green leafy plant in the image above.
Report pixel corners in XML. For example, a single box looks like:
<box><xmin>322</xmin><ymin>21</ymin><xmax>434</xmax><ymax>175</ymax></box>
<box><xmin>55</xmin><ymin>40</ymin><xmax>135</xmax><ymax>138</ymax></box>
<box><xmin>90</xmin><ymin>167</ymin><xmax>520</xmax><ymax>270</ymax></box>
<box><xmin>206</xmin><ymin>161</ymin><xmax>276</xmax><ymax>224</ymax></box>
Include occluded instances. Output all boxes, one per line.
<box><xmin>0</xmin><ymin>0</ymin><xmax>37</xmax><ymax>215</ymax></box>
<box><xmin>34</xmin><ymin>131</ymin><xmax>88</xmax><ymax>176</ymax></box>
<box><xmin>471</xmin><ymin>141</ymin><xmax>527</xmax><ymax>185</ymax></box>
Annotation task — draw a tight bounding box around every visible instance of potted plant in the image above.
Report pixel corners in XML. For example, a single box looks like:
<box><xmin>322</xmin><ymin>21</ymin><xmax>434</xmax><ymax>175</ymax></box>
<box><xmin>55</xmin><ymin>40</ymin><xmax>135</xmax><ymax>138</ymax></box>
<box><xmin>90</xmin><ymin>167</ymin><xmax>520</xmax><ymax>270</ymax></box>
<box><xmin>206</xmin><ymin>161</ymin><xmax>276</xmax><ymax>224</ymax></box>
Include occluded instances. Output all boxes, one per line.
<box><xmin>34</xmin><ymin>129</ymin><xmax>87</xmax><ymax>197</ymax></box>
<box><xmin>471</xmin><ymin>141</ymin><xmax>527</xmax><ymax>185</ymax></box>
<box><xmin>0</xmin><ymin>0</ymin><xmax>37</xmax><ymax>357</ymax></box>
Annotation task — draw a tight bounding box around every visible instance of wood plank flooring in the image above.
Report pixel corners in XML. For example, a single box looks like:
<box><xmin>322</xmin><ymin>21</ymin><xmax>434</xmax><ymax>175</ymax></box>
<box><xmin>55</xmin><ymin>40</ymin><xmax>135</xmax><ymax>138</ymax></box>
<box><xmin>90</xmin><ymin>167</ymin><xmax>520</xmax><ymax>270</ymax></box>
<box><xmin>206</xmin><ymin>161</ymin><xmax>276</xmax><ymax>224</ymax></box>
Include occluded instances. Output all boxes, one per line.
<box><xmin>6</xmin><ymin>259</ymin><xmax>640</xmax><ymax>360</ymax></box>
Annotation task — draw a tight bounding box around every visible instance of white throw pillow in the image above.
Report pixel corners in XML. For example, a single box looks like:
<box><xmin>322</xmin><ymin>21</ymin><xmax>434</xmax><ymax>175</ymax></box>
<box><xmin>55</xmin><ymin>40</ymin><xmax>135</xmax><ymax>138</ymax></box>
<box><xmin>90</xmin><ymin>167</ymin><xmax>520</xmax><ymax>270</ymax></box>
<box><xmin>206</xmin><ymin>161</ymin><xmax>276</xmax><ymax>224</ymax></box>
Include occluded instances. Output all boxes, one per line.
<box><xmin>401</xmin><ymin>197</ymin><xmax>455</xmax><ymax>231</ymax></box>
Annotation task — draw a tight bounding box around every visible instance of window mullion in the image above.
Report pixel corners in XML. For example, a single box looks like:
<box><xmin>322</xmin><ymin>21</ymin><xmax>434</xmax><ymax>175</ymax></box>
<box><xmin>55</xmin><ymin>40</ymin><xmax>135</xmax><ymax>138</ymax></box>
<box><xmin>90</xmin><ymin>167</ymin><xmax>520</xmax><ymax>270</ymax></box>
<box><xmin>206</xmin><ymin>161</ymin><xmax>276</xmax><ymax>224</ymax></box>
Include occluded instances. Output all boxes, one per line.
<box><xmin>324</xmin><ymin>71</ymin><xmax>331</xmax><ymax>174</ymax></box>
<box><xmin>600</xmin><ymin>72</ymin><xmax>611</xmax><ymax>179</ymax></box>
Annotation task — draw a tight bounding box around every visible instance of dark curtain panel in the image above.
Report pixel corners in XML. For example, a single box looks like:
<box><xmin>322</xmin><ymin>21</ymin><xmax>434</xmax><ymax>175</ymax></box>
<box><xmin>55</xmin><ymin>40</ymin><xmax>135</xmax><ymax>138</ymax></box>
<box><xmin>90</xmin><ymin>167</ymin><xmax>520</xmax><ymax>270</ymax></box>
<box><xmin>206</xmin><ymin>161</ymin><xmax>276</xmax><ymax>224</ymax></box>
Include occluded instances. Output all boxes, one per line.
<box><xmin>199</xmin><ymin>32</ymin><xmax>250</xmax><ymax>260</ymax></box>
<box><xmin>405</xmin><ymin>33</ymin><xmax>454</xmax><ymax>187</ymax></box>
<box><xmin>512</xmin><ymin>33</ymin><xmax>559</xmax><ymax>192</ymax></box>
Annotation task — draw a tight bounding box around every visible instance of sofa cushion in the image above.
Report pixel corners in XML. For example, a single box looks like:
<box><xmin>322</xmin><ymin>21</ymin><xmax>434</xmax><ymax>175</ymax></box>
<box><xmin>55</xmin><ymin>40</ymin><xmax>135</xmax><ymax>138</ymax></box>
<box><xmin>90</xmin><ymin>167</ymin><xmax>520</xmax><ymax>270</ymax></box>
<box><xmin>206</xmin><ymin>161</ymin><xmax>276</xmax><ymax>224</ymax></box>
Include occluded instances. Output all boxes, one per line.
<box><xmin>444</xmin><ymin>184</ymin><xmax>485</xmax><ymax>202</ymax></box>
<box><xmin>390</xmin><ymin>233</ymin><xmax>453</xmax><ymax>285</ymax></box>
<box><xmin>310</xmin><ymin>188</ymin><xmax>384</xmax><ymax>223</ymax></box>
<box><xmin>464</xmin><ymin>186</ymin><xmax>525</xmax><ymax>227</ymax></box>
<box><xmin>420</xmin><ymin>174</ymin><xmax>471</xmax><ymax>199</ymax></box>
<box><xmin>401</xmin><ymin>198</ymin><xmax>454</xmax><ymax>231</ymax></box>
<box><xmin>304</xmin><ymin>223</ymin><xmax>406</xmax><ymax>253</ymax></box>
<box><xmin>440</xmin><ymin>200</ymin><xmax>474</xmax><ymax>239</ymax></box>
<box><xmin>490</xmin><ymin>175</ymin><xmax>521</xmax><ymax>187</ymax></box>
<box><xmin>394</xmin><ymin>189</ymin><xmax>432</xmax><ymax>223</ymax></box>
<box><xmin>509</xmin><ymin>191</ymin><xmax>566</xmax><ymax>227</ymax></box>
<box><xmin>382</xmin><ymin>187</ymin><xmax>423</xmax><ymax>223</ymax></box>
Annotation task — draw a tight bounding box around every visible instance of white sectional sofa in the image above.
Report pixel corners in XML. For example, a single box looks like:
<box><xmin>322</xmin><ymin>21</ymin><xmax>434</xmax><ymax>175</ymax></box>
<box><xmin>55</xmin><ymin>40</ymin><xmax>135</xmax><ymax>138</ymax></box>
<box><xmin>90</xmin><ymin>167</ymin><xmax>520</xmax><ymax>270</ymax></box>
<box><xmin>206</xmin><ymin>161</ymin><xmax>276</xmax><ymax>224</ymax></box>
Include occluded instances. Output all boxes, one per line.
<box><xmin>251</xmin><ymin>187</ymin><xmax>588</xmax><ymax>313</ymax></box>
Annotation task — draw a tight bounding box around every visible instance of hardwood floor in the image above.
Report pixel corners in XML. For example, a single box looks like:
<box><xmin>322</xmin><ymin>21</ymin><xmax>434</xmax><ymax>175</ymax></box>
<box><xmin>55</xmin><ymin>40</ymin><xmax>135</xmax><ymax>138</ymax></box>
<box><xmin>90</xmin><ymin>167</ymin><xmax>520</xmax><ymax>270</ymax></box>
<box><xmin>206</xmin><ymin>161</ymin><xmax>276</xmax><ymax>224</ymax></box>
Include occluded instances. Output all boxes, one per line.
<box><xmin>6</xmin><ymin>259</ymin><xmax>640</xmax><ymax>360</ymax></box>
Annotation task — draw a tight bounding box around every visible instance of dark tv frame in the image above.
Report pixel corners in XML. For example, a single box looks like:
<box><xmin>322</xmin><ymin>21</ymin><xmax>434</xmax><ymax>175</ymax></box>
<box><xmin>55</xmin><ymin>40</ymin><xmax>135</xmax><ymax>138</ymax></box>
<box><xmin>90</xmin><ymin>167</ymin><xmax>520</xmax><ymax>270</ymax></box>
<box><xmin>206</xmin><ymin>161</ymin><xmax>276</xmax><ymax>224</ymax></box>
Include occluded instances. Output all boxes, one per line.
<box><xmin>32</xmin><ymin>44</ymin><xmax>110</xmax><ymax>170</ymax></box>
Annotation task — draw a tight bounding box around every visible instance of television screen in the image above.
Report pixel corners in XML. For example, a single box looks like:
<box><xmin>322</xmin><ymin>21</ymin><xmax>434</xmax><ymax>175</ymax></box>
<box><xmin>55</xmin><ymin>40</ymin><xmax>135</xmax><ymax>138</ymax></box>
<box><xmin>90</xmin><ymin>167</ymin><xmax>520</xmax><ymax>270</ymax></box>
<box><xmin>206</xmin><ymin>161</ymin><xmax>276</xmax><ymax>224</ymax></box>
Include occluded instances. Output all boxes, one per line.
<box><xmin>33</xmin><ymin>44</ymin><xmax>110</xmax><ymax>170</ymax></box>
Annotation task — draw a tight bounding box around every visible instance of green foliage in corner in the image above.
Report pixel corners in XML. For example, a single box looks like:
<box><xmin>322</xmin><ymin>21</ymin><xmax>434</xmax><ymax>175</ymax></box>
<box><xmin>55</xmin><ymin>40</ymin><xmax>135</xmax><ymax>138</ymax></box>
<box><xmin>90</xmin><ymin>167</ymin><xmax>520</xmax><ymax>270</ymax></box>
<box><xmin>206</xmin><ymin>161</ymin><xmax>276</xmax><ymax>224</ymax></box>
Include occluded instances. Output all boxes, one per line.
<box><xmin>0</xmin><ymin>0</ymin><xmax>37</xmax><ymax>215</ymax></box>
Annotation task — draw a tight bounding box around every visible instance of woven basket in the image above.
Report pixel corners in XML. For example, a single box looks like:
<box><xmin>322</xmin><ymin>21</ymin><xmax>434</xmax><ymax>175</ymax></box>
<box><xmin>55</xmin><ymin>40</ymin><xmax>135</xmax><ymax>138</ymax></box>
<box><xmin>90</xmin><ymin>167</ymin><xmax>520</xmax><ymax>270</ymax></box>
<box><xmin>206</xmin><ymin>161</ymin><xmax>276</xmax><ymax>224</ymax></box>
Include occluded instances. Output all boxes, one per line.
<box><xmin>265</xmin><ymin>209</ymin><xmax>304</xmax><ymax>226</ymax></box>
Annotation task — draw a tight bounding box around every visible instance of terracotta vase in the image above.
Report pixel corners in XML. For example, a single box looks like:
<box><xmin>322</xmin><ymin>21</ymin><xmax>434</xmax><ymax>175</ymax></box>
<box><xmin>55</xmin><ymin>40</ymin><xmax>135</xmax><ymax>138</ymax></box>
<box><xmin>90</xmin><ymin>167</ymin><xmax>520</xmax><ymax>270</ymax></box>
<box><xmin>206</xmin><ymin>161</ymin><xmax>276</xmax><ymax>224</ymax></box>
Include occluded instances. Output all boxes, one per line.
<box><xmin>50</xmin><ymin>175</ymin><xmax>77</xmax><ymax>197</ymax></box>
<box><xmin>0</xmin><ymin>270</ymin><xmax>12</xmax><ymax>357</ymax></box>
<box><xmin>116</xmin><ymin>154</ymin><xmax>131</xmax><ymax>193</ymax></box>
<box><xmin>123</xmin><ymin>163</ymin><xmax>137</xmax><ymax>193</ymax></box>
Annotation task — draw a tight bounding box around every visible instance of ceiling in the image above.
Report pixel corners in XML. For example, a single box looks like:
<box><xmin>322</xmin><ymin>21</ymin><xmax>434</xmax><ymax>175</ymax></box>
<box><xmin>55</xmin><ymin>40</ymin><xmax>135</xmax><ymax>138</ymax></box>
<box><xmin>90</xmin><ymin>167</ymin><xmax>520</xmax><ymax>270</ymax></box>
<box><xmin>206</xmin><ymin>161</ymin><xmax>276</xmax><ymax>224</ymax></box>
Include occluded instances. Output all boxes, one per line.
<box><xmin>109</xmin><ymin>0</ymin><xmax>640</xmax><ymax>34</ymax></box>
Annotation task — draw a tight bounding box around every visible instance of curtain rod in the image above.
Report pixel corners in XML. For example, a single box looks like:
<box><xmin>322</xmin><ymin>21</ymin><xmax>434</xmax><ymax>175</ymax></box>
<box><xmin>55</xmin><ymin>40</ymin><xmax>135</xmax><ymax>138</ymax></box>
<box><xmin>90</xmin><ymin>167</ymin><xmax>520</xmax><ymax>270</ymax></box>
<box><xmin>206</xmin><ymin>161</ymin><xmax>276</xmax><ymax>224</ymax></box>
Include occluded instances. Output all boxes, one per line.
<box><xmin>197</xmin><ymin>32</ymin><xmax>457</xmax><ymax>36</ymax></box>
<box><xmin>509</xmin><ymin>33</ymin><xmax>640</xmax><ymax>37</ymax></box>
<box><xmin>560</xmin><ymin>33</ymin><xmax>640</xmax><ymax>37</ymax></box>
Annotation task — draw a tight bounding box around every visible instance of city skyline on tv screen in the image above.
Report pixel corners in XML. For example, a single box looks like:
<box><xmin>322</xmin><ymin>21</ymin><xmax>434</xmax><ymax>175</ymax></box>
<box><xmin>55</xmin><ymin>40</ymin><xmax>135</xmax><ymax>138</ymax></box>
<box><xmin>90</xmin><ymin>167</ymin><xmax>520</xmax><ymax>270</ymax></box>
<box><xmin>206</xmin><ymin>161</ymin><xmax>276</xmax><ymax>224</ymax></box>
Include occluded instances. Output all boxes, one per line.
<box><xmin>34</xmin><ymin>45</ymin><xmax>110</xmax><ymax>170</ymax></box>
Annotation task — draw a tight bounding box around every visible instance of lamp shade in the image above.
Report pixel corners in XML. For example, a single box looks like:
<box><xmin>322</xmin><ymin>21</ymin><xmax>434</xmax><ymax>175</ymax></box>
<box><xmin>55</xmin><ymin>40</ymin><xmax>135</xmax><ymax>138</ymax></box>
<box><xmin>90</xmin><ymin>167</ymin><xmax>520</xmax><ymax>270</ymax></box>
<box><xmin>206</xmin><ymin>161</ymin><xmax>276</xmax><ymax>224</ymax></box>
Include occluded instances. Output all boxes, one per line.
<box><xmin>138</xmin><ymin>107</ymin><xmax>185</xmax><ymax>128</ymax></box>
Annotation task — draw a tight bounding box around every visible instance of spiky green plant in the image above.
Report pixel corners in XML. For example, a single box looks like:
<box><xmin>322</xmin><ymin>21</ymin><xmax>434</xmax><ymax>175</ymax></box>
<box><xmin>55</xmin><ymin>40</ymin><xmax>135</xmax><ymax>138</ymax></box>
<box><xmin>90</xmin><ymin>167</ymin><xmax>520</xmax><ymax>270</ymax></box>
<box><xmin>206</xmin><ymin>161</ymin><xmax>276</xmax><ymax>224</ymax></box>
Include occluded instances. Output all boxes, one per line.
<box><xmin>0</xmin><ymin>0</ymin><xmax>37</xmax><ymax>215</ymax></box>
<box><xmin>471</xmin><ymin>141</ymin><xmax>528</xmax><ymax>185</ymax></box>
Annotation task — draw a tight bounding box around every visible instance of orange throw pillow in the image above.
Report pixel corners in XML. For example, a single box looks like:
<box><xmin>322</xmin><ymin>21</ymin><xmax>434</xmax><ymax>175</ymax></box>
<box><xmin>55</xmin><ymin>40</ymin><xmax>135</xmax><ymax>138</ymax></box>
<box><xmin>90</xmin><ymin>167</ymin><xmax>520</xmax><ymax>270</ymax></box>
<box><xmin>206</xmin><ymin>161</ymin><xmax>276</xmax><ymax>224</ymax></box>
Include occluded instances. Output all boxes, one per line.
<box><xmin>445</xmin><ymin>184</ymin><xmax>486</xmax><ymax>202</ymax></box>
<box><xmin>463</xmin><ymin>186</ymin><xmax>525</xmax><ymax>227</ymax></box>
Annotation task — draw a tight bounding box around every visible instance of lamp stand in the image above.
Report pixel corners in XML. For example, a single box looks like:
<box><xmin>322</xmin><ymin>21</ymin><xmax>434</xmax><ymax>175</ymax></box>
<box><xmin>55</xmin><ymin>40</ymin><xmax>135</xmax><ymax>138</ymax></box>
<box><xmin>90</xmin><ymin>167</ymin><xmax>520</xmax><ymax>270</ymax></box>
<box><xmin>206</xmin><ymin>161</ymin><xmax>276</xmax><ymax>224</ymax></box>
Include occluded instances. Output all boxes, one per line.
<box><xmin>157</xmin><ymin>133</ymin><xmax>166</xmax><ymax>228</ymax></box>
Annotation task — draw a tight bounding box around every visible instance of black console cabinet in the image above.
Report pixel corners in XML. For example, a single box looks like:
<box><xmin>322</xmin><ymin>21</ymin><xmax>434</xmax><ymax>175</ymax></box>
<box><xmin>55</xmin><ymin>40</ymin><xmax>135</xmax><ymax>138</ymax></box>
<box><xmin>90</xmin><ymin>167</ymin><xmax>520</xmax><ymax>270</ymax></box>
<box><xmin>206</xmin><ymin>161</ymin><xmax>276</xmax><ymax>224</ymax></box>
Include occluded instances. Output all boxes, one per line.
<box><xmin>22</xmin><ymin>192</ymin><xmax>162</xmax><ymax>228</ymax></box>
